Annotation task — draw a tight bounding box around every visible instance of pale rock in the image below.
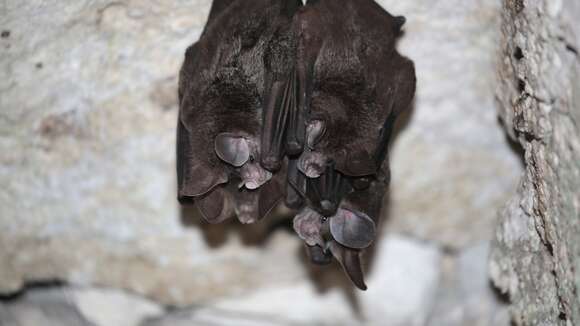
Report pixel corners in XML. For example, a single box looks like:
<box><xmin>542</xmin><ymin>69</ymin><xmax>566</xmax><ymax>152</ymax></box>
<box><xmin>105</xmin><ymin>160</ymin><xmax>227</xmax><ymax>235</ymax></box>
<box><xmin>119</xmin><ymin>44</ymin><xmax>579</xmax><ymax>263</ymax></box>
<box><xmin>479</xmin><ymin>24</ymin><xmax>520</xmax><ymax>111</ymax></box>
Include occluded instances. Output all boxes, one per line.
<box><xmin>362</xmin><ymin>235</ymin><xmax>442</xmax><ymax>326</ymax></box>
<box><xmin>0</xmin><ymin>287</ymin><xmax>93</xmax><ymax>326</ymax></box>
<box><xmin>378</xmin><ymin>0</ymin><xmax>522</xmax><ymax>248</ymax></box>
<box><xmin>0</xmin><ymin>0</ymin><xmax>519</xmax><ymax>309</ymax></box>
<box><xmin>142</xmin><ymin>235</ymin><xmax>442</xmax><ymax>326</ymax></box>
<box><xmin>428</xmin><ymin>243</ymin><xmax>510</xmax><ymax>326</ymax></box>
<box><xmin>69</xmin><ymin>287</ymin><xmax>163</xmax><ymax>326</ymax></box>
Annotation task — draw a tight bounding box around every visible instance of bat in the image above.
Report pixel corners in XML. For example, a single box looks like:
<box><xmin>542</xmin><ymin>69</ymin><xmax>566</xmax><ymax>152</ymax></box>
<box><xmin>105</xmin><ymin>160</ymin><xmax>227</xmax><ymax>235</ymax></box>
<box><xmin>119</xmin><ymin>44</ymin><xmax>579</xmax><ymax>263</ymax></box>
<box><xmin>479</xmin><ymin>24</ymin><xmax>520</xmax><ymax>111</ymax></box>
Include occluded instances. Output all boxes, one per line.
<box><xmin>177</xmin><ymin>0</ymin><xmax>301</xmax><ymax>223</ymax></box>
<box><xmin>177</xmin><ymin>0</ymin><xmax>416</xmax><ymax>290</ymax></box>
<box><xmin>287</xmin><ymin>0</ymin><xmax>415</xmax><ymax>289</ymax></box>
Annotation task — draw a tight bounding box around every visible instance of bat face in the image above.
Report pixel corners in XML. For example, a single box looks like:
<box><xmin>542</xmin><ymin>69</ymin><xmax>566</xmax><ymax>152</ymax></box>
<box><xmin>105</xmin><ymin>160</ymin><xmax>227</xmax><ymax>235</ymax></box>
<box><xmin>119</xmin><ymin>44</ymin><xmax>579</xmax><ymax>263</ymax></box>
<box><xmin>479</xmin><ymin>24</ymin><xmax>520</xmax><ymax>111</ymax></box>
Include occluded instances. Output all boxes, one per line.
<box><xmin>177</xmin><ymin>0</ymin><xmax>415</xmax><ymax>290</ymax></box>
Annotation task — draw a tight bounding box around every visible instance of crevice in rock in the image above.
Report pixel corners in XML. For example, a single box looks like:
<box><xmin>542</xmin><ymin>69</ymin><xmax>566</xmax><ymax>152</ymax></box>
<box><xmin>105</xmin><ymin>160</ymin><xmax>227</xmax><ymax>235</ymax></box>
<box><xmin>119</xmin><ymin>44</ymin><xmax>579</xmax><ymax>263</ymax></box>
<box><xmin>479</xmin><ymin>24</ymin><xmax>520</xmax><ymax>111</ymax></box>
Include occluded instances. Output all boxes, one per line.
<box><xmin>0</xmin><ymin>280</ymin><xmax>65</xmax><ymax>302</ymax></box>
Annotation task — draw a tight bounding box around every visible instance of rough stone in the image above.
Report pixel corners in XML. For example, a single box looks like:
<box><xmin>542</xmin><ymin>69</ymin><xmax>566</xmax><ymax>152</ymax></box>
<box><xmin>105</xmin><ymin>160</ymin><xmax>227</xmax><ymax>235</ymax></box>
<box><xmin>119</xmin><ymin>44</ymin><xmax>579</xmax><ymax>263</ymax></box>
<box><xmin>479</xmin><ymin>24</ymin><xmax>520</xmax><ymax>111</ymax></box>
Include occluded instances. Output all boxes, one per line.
<box><xmin>68</xmin><ymin>287</ymin><xmax>163</xmax><ymax>326</ymax></box>
<box><xmin>0</xmin><ymin>0</ymin><xmax>519</xmax><ymax>310</ymax></box>
<box><xmin>490</xmin><ymin>0</ymin><xmax>580</xmax><ymax>324</ymax></box>
<box><xmin>379</xmin><ymin>0</ymin><xmax>522</xmax><ymax>249</ymax></box>
<box><xmin>142</xmin><ymin>235</ymin><xmax>442</xmax><ymax>326</ymax></box>
<box><xmin>428</xmin><ymin>243</ymin><xmax>510</xmax><ymax>326</ymax></box>
<box><xmin>0</xmin><ymin>288</ymin><xmax>94</xmax><ymax>326</ymax></box>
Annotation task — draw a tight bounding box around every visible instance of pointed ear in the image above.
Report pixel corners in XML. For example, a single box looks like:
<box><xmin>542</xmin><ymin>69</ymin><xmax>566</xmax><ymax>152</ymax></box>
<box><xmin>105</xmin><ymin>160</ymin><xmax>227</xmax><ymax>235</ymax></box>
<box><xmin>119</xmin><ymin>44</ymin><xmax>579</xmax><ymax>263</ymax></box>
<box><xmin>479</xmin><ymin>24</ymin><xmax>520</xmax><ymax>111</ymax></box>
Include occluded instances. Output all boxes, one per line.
<box><xmin>393</xmin><ymin>15</ymin><xmax>406</xmax><ymax>33</ymax></box>
<box><xmin>215</xmin><ymin>133</ymin><xmax>250</xmax><ymax>167</ymax></box>
<box><xmin>330</xmin><ymin>208</ymin><xmax>376</xmax><ymax>249</ymax></box>
<box><xmin>328</xmin><ymin>241</ymin><xmax>367</xmax><ymax>290</ymax></box>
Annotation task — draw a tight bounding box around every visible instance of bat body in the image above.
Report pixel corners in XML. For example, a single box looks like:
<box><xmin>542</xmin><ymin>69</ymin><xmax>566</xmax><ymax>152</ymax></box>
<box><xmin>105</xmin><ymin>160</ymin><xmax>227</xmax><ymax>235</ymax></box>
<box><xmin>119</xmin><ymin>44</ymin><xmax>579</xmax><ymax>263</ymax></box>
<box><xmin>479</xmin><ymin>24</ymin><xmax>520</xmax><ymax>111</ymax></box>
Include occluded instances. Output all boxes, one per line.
<box><xmin>177</xmin><ymin>0</ymin><xmax>416</xmax><ymax>290</ymax></box>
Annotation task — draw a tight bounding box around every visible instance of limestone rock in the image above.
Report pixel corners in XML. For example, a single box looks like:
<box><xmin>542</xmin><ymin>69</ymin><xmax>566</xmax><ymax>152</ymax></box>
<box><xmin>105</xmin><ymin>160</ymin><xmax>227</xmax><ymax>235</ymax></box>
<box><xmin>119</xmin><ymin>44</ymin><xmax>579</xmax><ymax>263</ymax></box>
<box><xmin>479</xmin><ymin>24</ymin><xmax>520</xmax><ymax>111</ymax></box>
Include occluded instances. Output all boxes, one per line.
<box><xmin>379</xmin><ymin>0</ymin><xmax>522</xmax><ymax>249</ymax></box>
<box><xmin>490</xmin><ymin>0</ymin><xmax>580</xmax><ymax>324</ymax></box>
<box><xmin>68</xmin><ymin>287</ymin><xmax>163</xmax><ymax>326</ymax></box>
<box><xmin>142</xmin><ymin>235</ymin><xmax>442</xmax><ymax>326</ymax></box>
<box><xmin>0</xmin><ymin>0</ymin><xmax>519</xmax><ymax>308</ymax></box>
<box><xmin>0</xmin><ymin>288</ymin><xmax>94</xmax><ymax>326</ymax></box>
<box><xmin>429</xmin><ymin>243</ymin><xmax>510</xmax><ymax>326</ymax></box>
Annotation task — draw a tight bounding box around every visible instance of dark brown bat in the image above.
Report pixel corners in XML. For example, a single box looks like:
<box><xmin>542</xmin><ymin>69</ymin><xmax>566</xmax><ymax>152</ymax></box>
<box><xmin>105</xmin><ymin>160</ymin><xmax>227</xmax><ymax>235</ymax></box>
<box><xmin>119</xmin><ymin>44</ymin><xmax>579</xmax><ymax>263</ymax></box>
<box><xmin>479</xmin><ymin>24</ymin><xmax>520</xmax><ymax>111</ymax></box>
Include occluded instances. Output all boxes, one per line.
<box><xmin>177</xmin><ymin>0</ymin><xmax>416</xmax><ymax>290</ymax></box>
<box><xmin>177</xmin><ymin>0</ymin><xmax>301</xmax><ymax>223</ymax></box>
<box><xmin>287</xmin><ymin>0</ymin><xmax>415</xmax><ymax>289</ymax></box>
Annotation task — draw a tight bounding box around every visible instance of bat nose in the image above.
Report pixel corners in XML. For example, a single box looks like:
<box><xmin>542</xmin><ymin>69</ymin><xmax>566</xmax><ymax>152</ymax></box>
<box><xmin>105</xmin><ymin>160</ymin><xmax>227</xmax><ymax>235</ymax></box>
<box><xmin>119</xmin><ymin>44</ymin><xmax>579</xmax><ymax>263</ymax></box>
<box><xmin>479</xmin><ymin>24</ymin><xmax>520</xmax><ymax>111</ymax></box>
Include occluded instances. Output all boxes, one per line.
<box><xmin>320</xmin><ymin>200</ymin><xmax>338</xmax><ymax>217</ymax></box>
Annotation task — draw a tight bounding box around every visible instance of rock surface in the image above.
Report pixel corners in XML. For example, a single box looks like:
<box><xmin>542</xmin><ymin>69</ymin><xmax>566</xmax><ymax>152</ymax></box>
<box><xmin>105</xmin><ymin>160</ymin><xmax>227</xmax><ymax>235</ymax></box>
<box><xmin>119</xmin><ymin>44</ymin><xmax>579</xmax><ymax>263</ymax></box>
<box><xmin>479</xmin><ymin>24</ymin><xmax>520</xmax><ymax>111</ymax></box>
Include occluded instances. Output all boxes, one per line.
<box><xmin>489</xmin><ymin>0</ymin><xmax>580</xmax><ymax>325</ymax></box>
<box><xmin>1</xmin><ymin>0</ymin><xmax>518</xmax><ymax>322</ymax></box>
<box><xmin>380</xmin><ymin>0</ymin><xmax>522</xmax><ymax>249</ymax></box>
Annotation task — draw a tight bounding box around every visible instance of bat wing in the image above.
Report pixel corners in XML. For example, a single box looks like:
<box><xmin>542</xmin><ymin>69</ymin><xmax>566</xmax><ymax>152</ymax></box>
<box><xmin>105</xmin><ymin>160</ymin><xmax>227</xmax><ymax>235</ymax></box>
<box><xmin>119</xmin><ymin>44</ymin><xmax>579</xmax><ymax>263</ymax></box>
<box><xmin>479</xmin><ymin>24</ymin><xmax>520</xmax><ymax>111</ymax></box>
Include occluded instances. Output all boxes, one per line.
<box><xmin>328</xmin><ymin>241</ymin><xmax>367</xmax><ymax>291</ymax></box>
<box><xmin>196</xmin><ymin>186</ymin><xmax>233</xmax><ymax>224</ymax></box>
<box><xmin>261</xmin><ymin>0</ymin><xmax>305</xmax><ymax>170</ymax></box>
<box><xmin>176</xmin><ymin>116</ymin><xmax>228</xmax><ymax>203</ymax></box>
<box><xmin>260</xmin><ymin>74</ymin><xmax>295</xmax><ymax>171</ymax></box>
<box><xmin>258</xmin><ymin>175</ymin><xmax>284</xmax><ymax>220</ymax></box>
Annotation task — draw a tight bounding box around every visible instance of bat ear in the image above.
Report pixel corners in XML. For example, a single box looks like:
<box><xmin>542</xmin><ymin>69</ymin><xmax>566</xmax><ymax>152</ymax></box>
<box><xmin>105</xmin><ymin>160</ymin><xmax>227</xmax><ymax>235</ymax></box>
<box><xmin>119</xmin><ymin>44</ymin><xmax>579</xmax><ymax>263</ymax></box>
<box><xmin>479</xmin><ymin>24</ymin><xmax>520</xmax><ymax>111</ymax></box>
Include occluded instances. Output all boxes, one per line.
<box><xmin>328</xmin><ymin>242</ymin><xmax>368</xmax><ymax>290</ymax></box>
<box><xmin>329</xmin><ymin>208</ymin><xmax>376</xmax><ymax>249</ymax></box>
<box><xmin>196</xmin><ymin>187</ymin><xmax>233</xmax><ymax>224</ymax></box>
<box><xmin>215</xmin><ymin>133</ymin><xmax>251</xmax><ymax>167</ymax></box>
<box><xmin>393</xmin><ymin>15</ymin><xmax>406</xmax><ymax>33</ymax></box>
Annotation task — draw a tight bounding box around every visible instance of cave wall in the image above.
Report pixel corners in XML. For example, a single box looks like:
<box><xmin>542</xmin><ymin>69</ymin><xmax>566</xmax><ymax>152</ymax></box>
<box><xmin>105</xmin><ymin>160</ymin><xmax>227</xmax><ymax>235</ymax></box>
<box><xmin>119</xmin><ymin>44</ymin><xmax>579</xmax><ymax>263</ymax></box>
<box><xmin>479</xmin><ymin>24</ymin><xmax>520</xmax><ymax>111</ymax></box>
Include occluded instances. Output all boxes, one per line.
<box><xmin>490</xmin><ymin>0</ymin><xmax>580</xmax><ymax>324</ymax></box>
<box><xmin>0</xmin><ymin>0</ymin><xmax>529</xmax><ymax>325</ymax></box>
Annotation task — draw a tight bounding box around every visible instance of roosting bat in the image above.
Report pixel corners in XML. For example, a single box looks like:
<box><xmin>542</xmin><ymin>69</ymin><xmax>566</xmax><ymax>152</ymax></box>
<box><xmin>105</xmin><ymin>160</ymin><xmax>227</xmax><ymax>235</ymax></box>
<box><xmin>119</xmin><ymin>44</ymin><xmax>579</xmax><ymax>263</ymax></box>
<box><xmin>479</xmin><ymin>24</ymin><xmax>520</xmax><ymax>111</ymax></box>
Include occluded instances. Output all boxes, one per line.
<box><xmin>177</xmin><ymin>0</ymin><xmax>416</xmax><ymax>290</ymax></box>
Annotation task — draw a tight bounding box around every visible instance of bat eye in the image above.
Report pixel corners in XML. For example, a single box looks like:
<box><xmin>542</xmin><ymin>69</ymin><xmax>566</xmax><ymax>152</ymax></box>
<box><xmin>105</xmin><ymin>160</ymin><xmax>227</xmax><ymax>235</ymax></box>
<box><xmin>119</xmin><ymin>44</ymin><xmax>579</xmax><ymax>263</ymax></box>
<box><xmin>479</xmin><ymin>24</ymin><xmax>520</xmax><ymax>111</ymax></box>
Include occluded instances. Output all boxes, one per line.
<box><xmin>249</xmin><ymin>155</ymin><xmax>255</xmax><ymax>163</ymax></box>
<box><xmin>215</xmin><ymin>133</ymin><xmax>250</xmax><ymax>167</ymax></box>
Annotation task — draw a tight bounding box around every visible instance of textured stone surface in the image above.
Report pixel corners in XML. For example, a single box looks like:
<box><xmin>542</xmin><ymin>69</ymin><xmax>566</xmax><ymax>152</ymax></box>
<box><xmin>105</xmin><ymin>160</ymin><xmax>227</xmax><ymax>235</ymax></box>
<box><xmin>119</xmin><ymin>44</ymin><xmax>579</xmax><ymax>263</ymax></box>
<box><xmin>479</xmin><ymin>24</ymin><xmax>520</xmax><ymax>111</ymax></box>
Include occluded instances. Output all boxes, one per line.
<box><xmin>1</xmin><ymin>236</ymin><xmax>443</xmax><ymax>326</ymax></box>
<box><xmin>0</xmin><ymin>288</ymin><xmax>94</xmax><ymax>326</ymax></box>
<box><xmin>489</xmin><ymin>0</ymin><xmax>580</xmax><ymax>325</ymax></box>
<box><xmin>379</xmin><ymin>0</ymin><xmax>522</xmax><ymax>249</ymax></box>
<box><xmin>429</xmin><ymin>243</ymin><xmax>510</xmax><ymax>326</ymax></box>
<box><xmin>145</xmin><ymin>235</ymin><xmax>441</xmax><ymax>326</ymax></box>
<box><xmin>0</xmin><ymin>0</ymin><xmax>518</xmax><ymax>318</ymax></box>
<box><xmin>69</xmin><ymin>288</ymin><xmax>163</xmax><ymax>326</ymax></box>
